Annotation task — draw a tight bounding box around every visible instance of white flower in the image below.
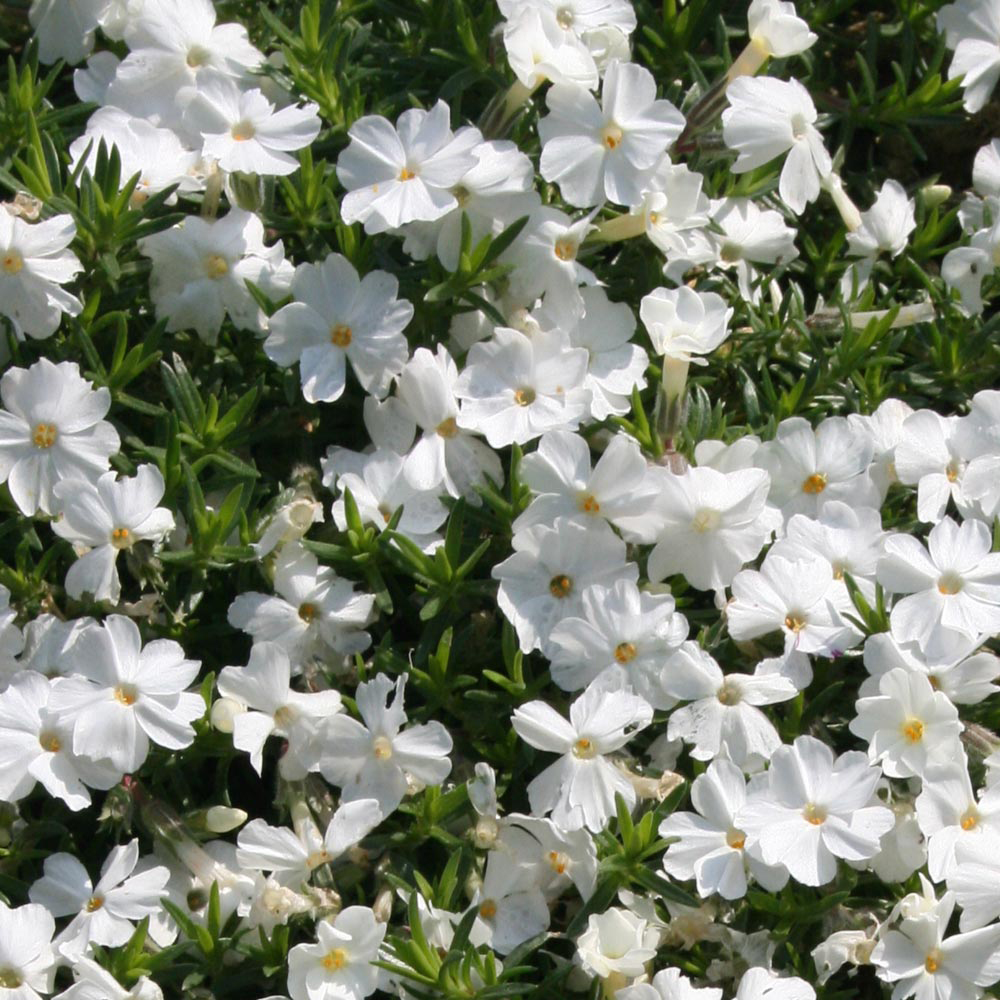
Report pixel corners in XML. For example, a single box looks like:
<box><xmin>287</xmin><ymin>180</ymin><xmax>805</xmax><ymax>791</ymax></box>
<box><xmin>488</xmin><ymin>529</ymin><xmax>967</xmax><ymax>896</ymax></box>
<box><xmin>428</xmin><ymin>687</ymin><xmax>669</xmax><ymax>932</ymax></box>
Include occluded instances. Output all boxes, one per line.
<box><xmin>575</xmin><ymin>906</ymin><xmax>659</xmax><ymax>981</ymax></box>
<box><xmin>216</xmin><ymin>641</ymin><xmax>344</xmax><ymax>777</ymax></box>
<box><xmin>877</xmin><ymin>516</ymin><xmax>1000</xmax><ymax>647</ymax></box>
<box><xmin>454</xmin><ymin>326</ymin><xmax>590</xmax><ymax>447</ymax></box>
<box><xmin>0</xmin><ymin>584</ymin><xmax>24</xmax><ymax>688</ymax></box>
<box><xmin>539</xmin><ymin>60</ymin><xmax>684</xmax><ymax>207</ymax></box>
<box><xmin>319</xmin><ymin>673</ymin><xmax>453</xmax><ymax>815</ymax></box>
<box><xmin>737</xmin><ymin>735</ymin><xmax>894</xmax><ymax>887</ymax></box>
<box><xmin>265</xmin><ymin>252</ymin><xmax>411</xmax><ymax>402</ymax></box>
<box><xmin>227</xmin><ymin>543</ymin><xmax>374</xmax><ymax>666</ymax></box>
<box><xmin>184</xmin><ymin>74</ymin><xmax>320</xmax><ymax>176</ymax></box>
<box><xmin>871</xmin><ymin>886</ymin><xmax>1000</xmax><ymax>1000</ymax></box>
<box><xmin>28</xmin><ymin>0</ymin><xmax>117</xmax><ymax>64</ymax></box>
<box><xmin>736</xmin><ymin>968</ymin><xmax>815</xmax><ymax>1000</ymax></box>
<box><xmin>0</xmin><ymin>901</ymin><xmax>56</xmax><ymax>1000</ymax></box>
<box><xmin>501</xmin><ymin>6</ymin><xmax>599</xmax><ymax>91</ymax></box>
<box><xmin>236</xmin><ymin>799</ymin><xmax>383</xmax><ymax>889</ymax></box>
<box><xmin>947</xmin><ymin>833</ymin><xmax>1000</xmax><ymax>931</ymax></box>
<box><xmin>0</xmin><ymin>670</ymin><xmax>119</xmax><ymax>810</ymax></box>
<box><xmin>29</xmin><ymin>841</ymin><xmax>169</xmax><ymax>960</ymax></box>
<box><xmin>336</xmin><ymin>100</ymin><xmax>482</xmax><ymax>234</ymax></box>
<box><xmin>287</xmin><ymin>906</ymin><xmax>385</xmax><ymax>1000</ymax></box>
<box><xmin>842</xmin><ymin>179</ymin><xmax>916</xmax><ymax>296</ymax></box>
<box><xmin>938</xmin><ymin>0</ymin><xmax>1000</xmax><ymax>113</ymax></box>
<box><xmin>0</xmin><ymin>358</ymin><xmax>119</xmax><ymax>516</ymax></box>
<box><xmin>52</xmin><ymin>464</ymin><xmax>175</xmax><ymax>603</ymax></box>
<box><xmin>52</xmin><ymin>956</ymin><xmax>163</xmax><ymax>1000</ymax></box>
<box><xmin>47</xmin><ymin>615</ymin><xmax>203</xmax><ymax>773</ymax></box>
<box><xmin>640</xmin><ymin>286</ymin><xmax>733</xmax><ymax>362</ymax></box>
<box><xmin>722</xmin><ymin>76</ymin><xmax>832</xmax><ymax>214</ymax></box>
<box><xmin>747</xmin><ymin>0</ymin><xmax>817</xmax><ymax>58</ymax></box>
<box><xmin>138</xmin><ymin>209</ymin><xmax>293</xmax><ymax>343</ymax></box>
<box><xmin>659</xmin><ymin>759</ymin><xmax>789</xmax><ymax>900</ymax></box>
<box><xmin>618</xmin><ymin>966</ymin><xmax>722</xmax><ymax>1000</ymax></box>
<box><xmin>849</xmin><ymin>668</ymin><xmax>964</xmax><ymax>779</ymax></box>
<box><xmin>663</xmin><ymin>643</ymin><xmax>797</xmax><ymax>767</ymax></box>
<box><xmin>0</xmin><ymin>212</ymin><xmax>82</xmax><ymax>340</ymax></box>
<box><xmin>492</xmin><ymin>516</ymin><xmax>637</xmax><ymax>654</ymax></box>
<box><xmin>470</xmin><ymin>850</ymin><xmax>550</xmax><ymax>954</ymax></box>
<box><xmin>512</xmin><ymin>680</ymin><xmax>652</xmax><ymax>832</ymax></box>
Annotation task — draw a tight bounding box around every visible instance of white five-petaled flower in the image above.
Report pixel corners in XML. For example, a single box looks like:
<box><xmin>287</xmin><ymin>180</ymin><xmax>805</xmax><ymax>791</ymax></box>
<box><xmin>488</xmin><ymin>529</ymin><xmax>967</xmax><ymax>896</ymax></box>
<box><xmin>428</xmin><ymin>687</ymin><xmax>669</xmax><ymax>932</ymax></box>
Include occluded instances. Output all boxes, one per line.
<box><xmin>512</xmin><ymin>680</ymin><xmax>653</xmax><ymax>832</ymax></box>
<box><xmin>265</xmin><ymin>252</ymin><xmax>412</xmax><ymax>403</ymax></box>
<box><xmin>0</xmin><ymin>901</ymin><xmax>56</xmax><ymax>1000</ymax></box>
<box><xmin>0</xmin><ymin>358</ymin><xmax>120</xmax><ymax>517</ymax></box>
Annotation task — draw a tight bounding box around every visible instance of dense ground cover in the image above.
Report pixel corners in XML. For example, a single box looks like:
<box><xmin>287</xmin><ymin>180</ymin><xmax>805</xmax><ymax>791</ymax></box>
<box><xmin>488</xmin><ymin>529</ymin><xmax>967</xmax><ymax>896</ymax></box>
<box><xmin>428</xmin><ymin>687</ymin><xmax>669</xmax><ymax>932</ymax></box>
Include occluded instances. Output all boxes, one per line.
<box><xmin>0</xmin><ymin>1</ymin><xmax>999</xmax><ymax>999</ymax></box>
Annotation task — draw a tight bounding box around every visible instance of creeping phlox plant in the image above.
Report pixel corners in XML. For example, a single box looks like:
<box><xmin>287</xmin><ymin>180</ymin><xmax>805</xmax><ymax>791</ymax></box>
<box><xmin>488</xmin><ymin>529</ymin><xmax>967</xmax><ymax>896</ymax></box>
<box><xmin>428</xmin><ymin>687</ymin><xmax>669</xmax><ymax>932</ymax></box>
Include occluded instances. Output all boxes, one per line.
<box><xmin>0</xmin><ymin>0</ymin><xmax>999</xmax><ymax>998</ymax></box>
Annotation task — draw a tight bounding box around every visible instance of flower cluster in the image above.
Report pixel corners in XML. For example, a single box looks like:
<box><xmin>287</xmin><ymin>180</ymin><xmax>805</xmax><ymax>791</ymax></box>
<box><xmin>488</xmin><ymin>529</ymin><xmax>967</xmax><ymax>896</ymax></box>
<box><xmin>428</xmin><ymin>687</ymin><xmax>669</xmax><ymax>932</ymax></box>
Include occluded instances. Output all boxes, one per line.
<box><xmin>1</xmin><ymin>0</ymin><xmax>999</xmax><ymax>1000</ymax></box>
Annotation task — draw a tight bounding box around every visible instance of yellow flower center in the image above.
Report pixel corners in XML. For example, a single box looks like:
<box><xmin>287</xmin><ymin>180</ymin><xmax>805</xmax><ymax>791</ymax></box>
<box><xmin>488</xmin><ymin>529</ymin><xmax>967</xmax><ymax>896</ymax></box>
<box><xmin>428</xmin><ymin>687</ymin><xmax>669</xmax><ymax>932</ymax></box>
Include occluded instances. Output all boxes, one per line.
<box><xmin>802</xmin><ymin>802</ymin><xmax>827</xmax><ymax>825</ymax></box>
<box><xmin>378</xmin><ymin>504</ymin><xmax>393</xmax><ymax>524</ymax></box>
<box><xmin>925</xmin><ymin>951</ymin><xmax>941</xmax><ymax>974</ymax></box>
<box><xmin>547</xmin><ymin>850</ymin><xmax>569</xmax><ymax>875</ymax></box>
<box><xmin>0</xmin><ymin>968</ymin><xmax>23</xmax><ymax>989</ymax></box>
<box><xmin>306</xmin><ymin>849</ymin><xmax>332</xmax><ymax>870</ymax></box>
<box><xmin>230</xmin><ymin>121</ymin><xmax>255</xmax><ymax>142</ymax></box>
<box><xmin>322</xmin><ymin>947</ymin><xmax>349</xmax><ymax>971</ymax></box>
<box><xmin>186</xmin><ymin>44</ymin><xmax>210</xmax><ymax>67</ymax></box>
<box><xmin>273</xmin><ymin>704</ymin><xmax>296</xmax><ymax>728</ymax></box>
<box><xmin>1</xmin><ymin>250</ymin><xmax>23</xmax><ymax>274</ymax></box>
<box><xmin>38</xmin><ymin>732</ymin><xmax>61</xmax><ymax>753</ymax></box>
<box><xmin>578</xmin><ymin>493</ymin><xmax>600</xmax><ymax>514</ymax></box>
<box><xmin>549</xmin><ymin>574</ymin><xmax>572</xmax><ymax>598</ymax></box>
<box><xmin>32</xmin><ymin>423</ymin><xmax>57</xmax><ymax>448</ymax></box>
<box><xmin>204</xmin><ymin>253</ymin><xmax>229</xmax><ymax>279</ymax></box>
<box><xmin>691</xmin><ymin>508</ymin><xmax>720</xmax><ymax>533</ymax></box>
<box><xmin>85</xmin><ymin>895</ymin><xmax>104</xmax><ymax>912</ymax></box>
<box><xmin>513</xmin><ymin>387</ymin><xmax>536</xmax><ymax>406</ymax></box>
<box><xmin>719</xmin><ymin>241</ymin><xmax>742</xmax><ymax>263</ymax></box>
<box><xmin>372</xmin><ymin>735</ymin><xmax>393</xmax><ymax>760</ymax></box>
<box><xmin>299</xmin><ymin>602</ymin><xmax>318</xmax><ymax>622</ymax></box>
<box><xmin>398</xmin><ymin>167</ymin><xmax>416</xmax><ymax>181</ymax></box>
<box><xmin>801</xmin><ymin>473</ymin><xmax>827</xmax><ymax>494</ymax></box>
<box><xmin>553</xmin><ymin>238</ymin><xmax>577</xmax><ymax>262</ymax></box>
<box><xmin>902</xmin><ymin>718</ymin><xmax>924</xmax><ymax>743</ymax></box>
<box><xmin>946</xmin><ymin>461</ymin><xmax>960</xmax><ymax>483</ymax></box>
<box><xmin>556</xmin><ymin>5</ymin><xmax>574</xmax><ymax>28</ymax></box>
<box><xmin>784</xmin><ymin>612</ymin><xmax>807</xmax><ymax>632</ymax></box>
<box><xmin>436</xmin><ymin>417</ymin><xmax>458</xmax><ymax>438</ymax></box>
<box><xmin>601</xmin><ymin>124</ymin><xmax>624</xmax><ymax>150</ymax></box>
<box><xmin>726</xmin><ymin>828</ymin><xmax>746</xmax><ymax>850</ymax></box>
<box><xmin>960</xmin><ymin>808</ymin><xmax>979</xmax><ymax>831</ymax></box>
<box><xmin>330</xmin><ymin>324</ymin><xmax>352</xmax><ymax>348</ymax></box>
<box><xmin>937</xmin><ymin>572</ymin><xmax>963</xmax><ymax>596</ymax></box>
<box><xmin>716</xmin><ymin>681</ymin><xmax>742</xmax><ymax>706</ymax></box>
<box><xmin>478</xmin><ymin>899</ymin><xmax>498</xmax><ymax>919</ymax></box>
<box><xmin>572</xmin><ymin>737</ymin><xmax>596</xmax><ymax>759</ymax></box>
<box><xmin>110</xmin><ymin>527</ymin><xmax>132</xmax><ymax>549</ymax></box>
<box><xmin>614</xmin><ymin>641</ymin><xmax>637</xmax><ymax>664</ymax></box>
<box><xmin>113</xmin><ymin>685</ymin><xmax>137</xmax><ymax>706</ymax></box>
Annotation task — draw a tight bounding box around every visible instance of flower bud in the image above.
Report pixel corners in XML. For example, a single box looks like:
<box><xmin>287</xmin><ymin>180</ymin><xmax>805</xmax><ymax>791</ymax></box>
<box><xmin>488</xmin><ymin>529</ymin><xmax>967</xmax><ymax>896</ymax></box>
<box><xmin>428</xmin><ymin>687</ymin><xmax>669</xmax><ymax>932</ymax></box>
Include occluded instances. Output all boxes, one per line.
<box><xmin>210</xmin><ymin>696</ymin><xmax>245</xmax><ymax>734</ymax></box>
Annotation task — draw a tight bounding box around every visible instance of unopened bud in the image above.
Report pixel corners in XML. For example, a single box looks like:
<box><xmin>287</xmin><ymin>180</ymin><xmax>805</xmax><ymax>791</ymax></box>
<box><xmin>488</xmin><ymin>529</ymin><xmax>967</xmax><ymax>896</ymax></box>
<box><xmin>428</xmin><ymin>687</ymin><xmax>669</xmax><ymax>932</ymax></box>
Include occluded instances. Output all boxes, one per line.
<box><xmin>921</xmin><ymin>183</ymin><xmax>952</xmax><ymax>209</ymax></box>
<box><xmin>373</xmin><ymin>886</ymin><xmax>394</xmax><ymax>923</ymax></box>
<box><xmin>210</xmin><ymin>697</ymin><xmax>244</xmax><ymax>734</ymax></box>
<box><xmin>206</xmin><ymin>806</ymin><xmax>248</xmax><ymax>833</ymax></box>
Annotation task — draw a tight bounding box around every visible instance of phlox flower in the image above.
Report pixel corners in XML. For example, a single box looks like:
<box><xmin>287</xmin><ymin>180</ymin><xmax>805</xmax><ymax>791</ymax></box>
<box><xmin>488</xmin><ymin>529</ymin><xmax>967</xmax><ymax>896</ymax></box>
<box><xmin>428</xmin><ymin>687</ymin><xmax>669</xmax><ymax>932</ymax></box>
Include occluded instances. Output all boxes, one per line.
<box><xmin>139</xmin><ymin>208</ymin><xmax>293</xmax><ymax>343</ymax></box>
<box><xmin>0</xmin><ymin>584</ymin><xmax>24</xmax><ymax>687</ymax></box>
<box><xmin>215</xmin><ymin>641</ymin><xmax>344</xmax><ymax>777</ymax></box>
<box><xmin>737</xmin><ymin>735</ymin><xmax>894</xmax><ymax>887</ymax></box>
<box><xmin>336</xmin><ymin>100</ymin><xmax>482</xmax><ymax>234</ymax></box>
<box><xmin>469</xmin><ymin>850</ymin><xmax>551</xmax><ymax>955</ymax></box>
<box><xmin>236</xmin><ymin>799</ymin><xmax>383</xmax><ymax>889</ymax></box>
<box><xmin>617</xmin><ymin>966</ymin><xmax>722</xmax><ymax>1000</ymax></box>
<box><xmin>871</xmin><ymin>886</ymin><xmax>1000</xmax><ymax>1000</ymax></box>
<box><xmin>659</xmin><ymin>759</ymin><xmax>789</xmax><ymax>901</ymax></box>
<box><xmin>184</xmin><ymin>74</ymin><xmax>320</xmax><ymax>176</ymax></box>
<box><xmin>492</xmin><ymin>516</ymin><xmax>637</xmax><ymax>654</ymax></box>
<box><xmin>52</xmin><ymin>464</ymin><xmax>175</xmax><ymax>603</ymax></box>
<box><xmin>746</xmin><ymin>0</ymin><xmax>817</xmax><ymax>59</ymax></box>
<box><xmin>722</xmin><ymin>76</ymin><xmax>832</xmax><ymax>214</ymax></box>
<box><xmin>643</xmin><ymin>465</ymin><xmax>777</xmax><ymax>593</ymax></box>
<box><xmin>842</xmin><ymin>179</ymin><xmax>916</xmax><ymax>296</ymax></box>
<box><xmin>0</xmin><ymin>901</ymin><xmax>56</xmax><ymax>1000</ymax></box>
<box><xmin>513</xmin><ymin>430</ymin><xmax>659</xmax><ymax>536</ymax></box>
<box><xmin>47</xmin><ymin>615</ymin><xmax>203</xmax><ymax>774</ymax></box>
<box><xmin>538</xmin><ymin>59</ymin><xmax>684</xmax><ymax>207</ymax></box>
<box><xmin>0</xmin><ymin>670</ymin><xmax>119</xmax><ymax>811</ymax></box>
<box><xmin>319</xmin><ymin>673</ymin><xmax>453</xmax><ymax>815</ymax></box>
<box><xmin>640</xmin><ymin>286</ymin><xmax>733</xmax><ymax>363</ymax></box>
<box><xmin>265</xmin><ymin>252</ymin><xmax>411</xmax><ymax>402</ymax></box>
<box><xmin>0</xmin><ymin>211</ymin><xmax>82</xmax><ymax>340</ymax></box>
<box><xmin>501</xmin><ymin>7</ymin><xmax>600</xmax><ymax>92</ymax></box>
<box><xmin>847</xmin><ymin>397</ymin><xmax>914</xmax><ymax>501</ymax></box>
<box><xmin>546</xmin><ymin>577</ymin><xmax>687</xmax><ymax>708</ymax></box>
<box><xmin>49</xmin><ymin>956</ymin><xmax>163</xmax><ymax>1000</ymax></box>
<box><xmin>947</xmin><ymin>833</ymin><xmax>1000</xmax><ymax>930</ymax></box>
<box><xmin>393</xmin><ymin>345</ymin><xmax>503</xmax><ymax>500</ymax></box>
<box><xmin>287</xmin><ymin>906</ymin><xmax>385</xmax><ymax>1000</ymax></box>
<box><xmin>495</xmin><ymin>812</ymin><xmax>598</xmax><ymax>900</ymax></box>
<box><xmin>16</xmin><ymin>613</ymin><xmax>86</xmax><ymax>684</ymax></box>
<box><xmin>849</xmin><ymin>668</ymin><xmax>964</xmax><ymax>779</ymax></box>
<box><xmin>454</xmin><ymin>327</ymin><xmax>590</xmax><ymax>447</ymax></box>
<box><xmin>28</xmin><ymin>0</ymin><xmax>123</xmax><ymax>64</ymax></box>
<box><xmin>877</xmin><ymin>516</ymin><xmax>1000</xmax><ymax>647</ymax></box>
<box><xmin>735</xmin><ymin>969</ymin><xmax>815</xmax><ymax>1000</ymax></box>
<box><xmin>511</xmin><ymin>680</ymin><xmax>653</xmax><ymax>832</ymax></box>
<box><xmin>0</xmin><ymin>358</ymin><xmax>120</xmax><ymax>517</ymax></box>
<box><xmin>938</xmin><ymin>0</ymin><xmax>1000</xmax><ymax>113</ymax></box>
<box><xmin>227</xmin><ymin>542</ymin><xmax>375</xmax><ymax>667</ymax></box>
<box><xmin>574</xmin><ymin>906</ymin><xmax>659</xmax><ymax>982</ymax></box>
<box><xmin>663</xmin><ymin>642</ymin><xmax>797</xmax><ymax>767</ymax></box>
<box><xmin>756</xmin><ymin>415</ymin><xmax>878</xmax><ymax>523</ymax></box>
<box><xmin>29</xmin><ymin>840</ymin><xmax>169</xmax><ymax>960</ymax></box>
